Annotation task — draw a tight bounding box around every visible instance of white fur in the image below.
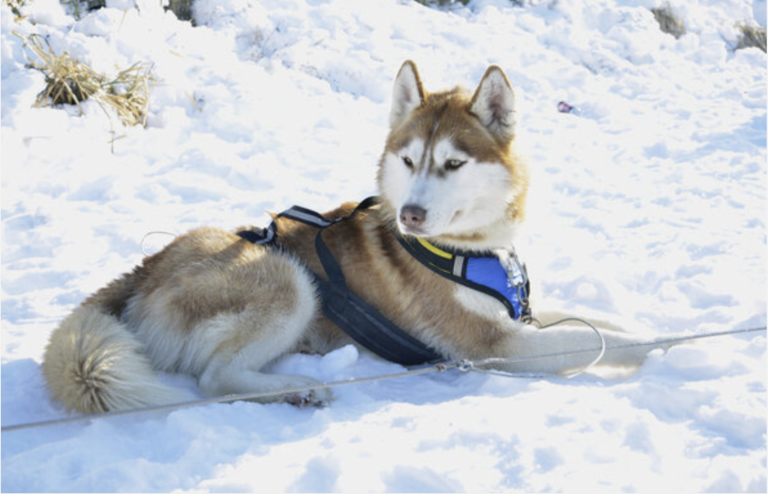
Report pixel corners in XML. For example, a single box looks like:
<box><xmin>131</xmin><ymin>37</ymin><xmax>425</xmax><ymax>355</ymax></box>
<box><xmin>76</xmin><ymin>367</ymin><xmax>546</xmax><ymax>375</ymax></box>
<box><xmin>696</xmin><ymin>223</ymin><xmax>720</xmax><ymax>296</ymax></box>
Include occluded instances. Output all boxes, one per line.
<box><xmin>42</xmin><ymin>306</ymin><xmax>197</xmax><ymax>413</ymax></box>
<box><xmin>126</xmin><ymin>252</ymin><xmax>328</xmax><ymax>404</ymax></box>
<box><xmin>122</xmin><ymin>292</ymin><xmax>215</xmax><ymax>375</ymax></box>
<box><xmin>390</xmin><ymin>62</ymin><xmax>423</xmax><ymax>128</ymax></box>
<box><xmin>496</xmin><ymin>320</ymin><xmax>660</xmax><ymax>374</ymax></box>
<box><xmin>381</xmin><ymin>136</ymin><xmax>517</xmax><ymax>240</ymax></box>
<box><xmin>454</xmin><ymin>284</ymin><xmax>512</xmax><ymax>321</ymax></box>
<box><xmin>196</xmin><ymin>263</ymin><xmax>330</xmax><ymax>404</ymax></box>
<box><xmin>470</xmin><ymin>67</ymin><xmax>516</xmax><ymax>140</ymax></box>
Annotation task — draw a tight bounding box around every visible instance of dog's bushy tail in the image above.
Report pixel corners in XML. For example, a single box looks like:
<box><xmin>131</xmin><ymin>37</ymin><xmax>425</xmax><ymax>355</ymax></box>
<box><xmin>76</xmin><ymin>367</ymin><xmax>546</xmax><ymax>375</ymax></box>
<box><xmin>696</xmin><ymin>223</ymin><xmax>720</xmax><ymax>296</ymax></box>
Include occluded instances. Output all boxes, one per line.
<box><xmin>42</xmin><ymin>305</ymin><xmax>194</xmax><ymax>414</ymax></box>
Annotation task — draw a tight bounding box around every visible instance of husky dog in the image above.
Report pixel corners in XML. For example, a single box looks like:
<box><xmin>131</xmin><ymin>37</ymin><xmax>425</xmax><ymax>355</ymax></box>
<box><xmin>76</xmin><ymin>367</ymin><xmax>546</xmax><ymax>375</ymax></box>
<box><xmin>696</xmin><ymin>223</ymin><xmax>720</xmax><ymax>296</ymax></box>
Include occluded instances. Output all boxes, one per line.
<box><xmin>43</xmin><ymin>61</ymin><xmax>659</xmax><ymax>414</ymax></box>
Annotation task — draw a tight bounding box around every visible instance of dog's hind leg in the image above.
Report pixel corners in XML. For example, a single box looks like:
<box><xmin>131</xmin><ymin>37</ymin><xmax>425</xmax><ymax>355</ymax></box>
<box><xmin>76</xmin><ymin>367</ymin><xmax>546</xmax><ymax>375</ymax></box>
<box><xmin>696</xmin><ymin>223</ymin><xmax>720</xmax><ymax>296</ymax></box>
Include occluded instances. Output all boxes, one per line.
<box><xmin>196</xmin><ymin>260</ymin><xmax>332</xmax><ymax>407</ymax></box>
<box><xmin>197</xmin><ymin>316</ymin><xmax>332</xmax><ymax>407</ymax></box>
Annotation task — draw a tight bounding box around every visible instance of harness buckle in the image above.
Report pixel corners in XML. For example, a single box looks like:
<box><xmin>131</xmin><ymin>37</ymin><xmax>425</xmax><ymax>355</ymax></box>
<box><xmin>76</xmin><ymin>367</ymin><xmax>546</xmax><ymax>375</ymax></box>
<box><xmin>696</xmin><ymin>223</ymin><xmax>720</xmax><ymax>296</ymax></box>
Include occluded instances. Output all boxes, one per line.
<box><xmin>505</xmin><ymin>249</ymin><xmax>532</xmax><ymax>322</ymax></box>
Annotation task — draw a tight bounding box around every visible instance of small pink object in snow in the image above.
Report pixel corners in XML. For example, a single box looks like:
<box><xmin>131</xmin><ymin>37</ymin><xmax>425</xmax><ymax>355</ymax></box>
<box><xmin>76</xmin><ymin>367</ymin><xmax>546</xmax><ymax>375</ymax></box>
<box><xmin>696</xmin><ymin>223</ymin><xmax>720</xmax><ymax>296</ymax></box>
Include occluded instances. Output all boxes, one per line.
<box><xmin>557</xmin><ymin>101</ymin><xmax>574</xmax><ymax>113</ymax></box>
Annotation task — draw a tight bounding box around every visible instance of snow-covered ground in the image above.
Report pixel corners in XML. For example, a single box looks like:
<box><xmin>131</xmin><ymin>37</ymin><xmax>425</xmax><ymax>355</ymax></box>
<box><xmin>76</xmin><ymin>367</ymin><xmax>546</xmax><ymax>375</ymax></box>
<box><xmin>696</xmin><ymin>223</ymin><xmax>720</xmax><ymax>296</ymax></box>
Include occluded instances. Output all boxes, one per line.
<box><xmin>2</xmin><ymin>0</ymin><xmax>766</xmax><ymax>492</ymax></box>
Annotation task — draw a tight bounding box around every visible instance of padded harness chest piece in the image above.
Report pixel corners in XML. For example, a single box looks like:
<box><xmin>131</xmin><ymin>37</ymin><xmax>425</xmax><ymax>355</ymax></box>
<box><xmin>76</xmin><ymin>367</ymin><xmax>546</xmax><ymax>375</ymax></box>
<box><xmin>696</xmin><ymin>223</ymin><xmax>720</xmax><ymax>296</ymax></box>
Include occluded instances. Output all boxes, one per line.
<box><xmin>396</xmin><ymin>235</ymin><xmax>531</xmax><ymax>322</ymax></box>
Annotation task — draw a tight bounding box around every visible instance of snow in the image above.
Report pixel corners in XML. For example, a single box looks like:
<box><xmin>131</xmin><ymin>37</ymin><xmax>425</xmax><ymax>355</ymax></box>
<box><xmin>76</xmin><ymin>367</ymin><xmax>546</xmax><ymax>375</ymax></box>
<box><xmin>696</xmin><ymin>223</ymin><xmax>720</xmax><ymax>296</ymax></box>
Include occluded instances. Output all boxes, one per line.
<box><xmin>1</xmin><ymin>0</ymin><xmax>765</xmax><ymax>492</ymax></box>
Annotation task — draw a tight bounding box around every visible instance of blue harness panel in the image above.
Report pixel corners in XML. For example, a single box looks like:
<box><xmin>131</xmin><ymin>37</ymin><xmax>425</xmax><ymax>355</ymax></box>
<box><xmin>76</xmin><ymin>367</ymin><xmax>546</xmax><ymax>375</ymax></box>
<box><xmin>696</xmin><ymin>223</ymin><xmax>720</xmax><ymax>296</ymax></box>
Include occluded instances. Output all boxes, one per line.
<box><xmin>465</xmin><ymin>257</ymin><xmax>527</xmax><ymax>319</ymax></box>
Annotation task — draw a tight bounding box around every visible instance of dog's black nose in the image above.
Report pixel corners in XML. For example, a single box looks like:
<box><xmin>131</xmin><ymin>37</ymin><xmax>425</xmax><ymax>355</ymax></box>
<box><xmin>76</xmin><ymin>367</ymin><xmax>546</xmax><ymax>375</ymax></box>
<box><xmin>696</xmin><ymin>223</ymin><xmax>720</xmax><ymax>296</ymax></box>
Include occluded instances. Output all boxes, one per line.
<box><xmin>400</xmin><ymin>204</ymin><xmax>427</xmax><ymax>228</ymax></box>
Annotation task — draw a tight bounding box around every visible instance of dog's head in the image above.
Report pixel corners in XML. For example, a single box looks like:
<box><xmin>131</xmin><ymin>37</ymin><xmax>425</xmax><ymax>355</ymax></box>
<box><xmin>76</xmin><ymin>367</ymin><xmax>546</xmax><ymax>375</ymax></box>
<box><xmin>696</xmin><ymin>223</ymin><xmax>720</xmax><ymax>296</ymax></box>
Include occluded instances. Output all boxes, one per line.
<box><xmin>377</xmin><ymin>61</ymin><xmax>529</xmax><ymax>250</ymax></box>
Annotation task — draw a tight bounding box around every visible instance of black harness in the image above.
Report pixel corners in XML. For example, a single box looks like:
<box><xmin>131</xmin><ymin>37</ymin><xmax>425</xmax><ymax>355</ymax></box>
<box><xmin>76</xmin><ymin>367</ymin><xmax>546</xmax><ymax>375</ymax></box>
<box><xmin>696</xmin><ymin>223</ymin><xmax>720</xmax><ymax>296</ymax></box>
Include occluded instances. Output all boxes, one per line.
<box><xmin>237</xmin><ymin>197</ymin><xmax>530</xmax><ymax>366</ymax></box>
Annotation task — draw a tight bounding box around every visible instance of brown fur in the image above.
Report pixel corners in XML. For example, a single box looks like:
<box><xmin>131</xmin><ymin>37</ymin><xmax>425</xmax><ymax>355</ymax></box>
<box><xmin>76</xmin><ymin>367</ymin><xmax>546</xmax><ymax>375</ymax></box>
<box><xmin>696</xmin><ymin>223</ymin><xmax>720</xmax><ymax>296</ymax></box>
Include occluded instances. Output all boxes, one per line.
<box><xmin>271</xmin><ymin>204</ymin><xmax>504</xmax><ymax>360</ymax></box>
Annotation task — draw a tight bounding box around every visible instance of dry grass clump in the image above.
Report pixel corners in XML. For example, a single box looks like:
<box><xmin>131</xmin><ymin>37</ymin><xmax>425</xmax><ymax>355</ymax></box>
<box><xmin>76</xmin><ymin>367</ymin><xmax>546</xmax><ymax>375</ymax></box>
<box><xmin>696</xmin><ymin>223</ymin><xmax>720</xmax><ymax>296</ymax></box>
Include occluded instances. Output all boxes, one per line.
<box><xmin>736</xmin><ymin>23</ymin><xmax>767</xmax><ymax>52</ymax></box>
<box><xmin>98</xmin><ymin>64</ymin><xmax>153</xmax><ymax>126</ymax></box>
<box><xmin>651</xmin><ymin>4</ymin><xmax>686</xmax><ymax>39</ymax></box>
<box><xmin>414</xmin><ymin>0</ymin><xmax>469</xmax><ymax>7</ymax></box>
<box><xmin>3</xmin><ymin>0</ymin><xmax>30</xmax><ymax>18</ymax></box>
<box><xmin>16</xmin><ymin>33</ymin><xmax>153</xmax><ymax>126</ymax></box>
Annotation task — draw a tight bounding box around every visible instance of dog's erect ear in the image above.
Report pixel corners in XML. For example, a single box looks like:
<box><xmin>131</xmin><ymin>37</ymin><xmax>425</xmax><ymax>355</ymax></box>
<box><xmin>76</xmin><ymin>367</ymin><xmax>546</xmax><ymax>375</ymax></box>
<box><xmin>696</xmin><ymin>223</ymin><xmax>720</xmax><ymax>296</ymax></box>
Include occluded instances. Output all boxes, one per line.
<box><xmin>390</xmin><ymin>60</ymin><xmax>425</xmax><ymax>128</ymax></box>
<box><xmin>470</xmin><ymin>65</ymin><xmax>516</xmax><ymax>141</ymax></box>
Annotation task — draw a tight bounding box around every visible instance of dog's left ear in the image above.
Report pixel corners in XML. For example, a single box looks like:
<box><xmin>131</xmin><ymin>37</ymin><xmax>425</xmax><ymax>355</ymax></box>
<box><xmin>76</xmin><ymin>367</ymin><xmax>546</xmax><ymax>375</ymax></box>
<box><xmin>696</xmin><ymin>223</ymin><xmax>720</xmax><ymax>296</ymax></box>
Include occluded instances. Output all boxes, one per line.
<box><xmin>470</xmin><ymin>65</ymin><xmax>516</xmax><ymax>141</ymax></box>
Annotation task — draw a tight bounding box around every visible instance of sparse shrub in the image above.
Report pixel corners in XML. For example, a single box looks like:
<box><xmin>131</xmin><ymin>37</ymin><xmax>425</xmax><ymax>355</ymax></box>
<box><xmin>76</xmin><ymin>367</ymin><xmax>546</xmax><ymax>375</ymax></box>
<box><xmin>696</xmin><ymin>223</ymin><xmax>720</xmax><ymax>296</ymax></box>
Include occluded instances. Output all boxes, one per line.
<box><xmin>16</xmin><ymin>33</ymin><xmax>153</xmax><ymax>126</ymax></box>
<box><xmin>651</xmin><ymin>4</ymin><xmax>686</xmax><ymax>39</ymax></box>
<box><xmin>736</xmin><ymin>23</ymin><xmax>767</xmax><ymax>52</ymax></box>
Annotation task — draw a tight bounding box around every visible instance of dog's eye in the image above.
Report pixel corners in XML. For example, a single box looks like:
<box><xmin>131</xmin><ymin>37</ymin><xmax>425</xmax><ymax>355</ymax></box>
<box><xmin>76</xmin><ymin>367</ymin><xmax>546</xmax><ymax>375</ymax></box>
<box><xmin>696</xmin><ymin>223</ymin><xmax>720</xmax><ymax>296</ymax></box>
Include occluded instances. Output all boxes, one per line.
<box><xmin>445</xmin><ymin>159</ymin><xmax>467</xmax><ymax>170</ymax></box>
<box><xmin>402</xmin><ymin>156</ymin><xmax>414</xmax><ymax>169</ymax></box>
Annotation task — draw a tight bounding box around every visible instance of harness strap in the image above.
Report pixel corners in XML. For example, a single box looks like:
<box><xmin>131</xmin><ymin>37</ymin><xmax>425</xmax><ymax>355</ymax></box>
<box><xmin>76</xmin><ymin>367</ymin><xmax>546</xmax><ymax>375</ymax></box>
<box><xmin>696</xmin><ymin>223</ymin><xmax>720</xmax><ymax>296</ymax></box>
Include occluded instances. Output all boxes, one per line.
<box><xmin>235</xmin><ymin>202</ymin><xmax>340</xmax><ymax>244</ymax></box>
<box><xmin>237</xmin><ymin>197</ymin><xmax>441</xmax><ymax>366</ymax></box>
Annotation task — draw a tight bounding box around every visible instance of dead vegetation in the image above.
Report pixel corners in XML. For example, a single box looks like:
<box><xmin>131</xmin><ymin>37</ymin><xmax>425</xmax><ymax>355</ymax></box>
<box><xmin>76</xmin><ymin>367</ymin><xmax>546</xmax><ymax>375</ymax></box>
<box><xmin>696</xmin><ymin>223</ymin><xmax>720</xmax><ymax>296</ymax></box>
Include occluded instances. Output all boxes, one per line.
<box><xmin>3</xmin><ymin>0</ymin><xmax>29</xmax><ymax>18</ymax></box>
<box><xmin>736</xmin><ymin>23</ymin><xmax>767</xmax><ymax>52</ymax></box>
<box><xmin>651</xmin><ymin>4</ymin><xmax>687</xmax><ymax>39</ymax></box>
<box><xmin>15</xmin><ymin>33</ymin><xmax>153</xmax><ymax>126</ymax></box>
<box><xmin>168</xmin><ymin>0</ymin><xmax>194</xmax><ymax>21</ymax></box>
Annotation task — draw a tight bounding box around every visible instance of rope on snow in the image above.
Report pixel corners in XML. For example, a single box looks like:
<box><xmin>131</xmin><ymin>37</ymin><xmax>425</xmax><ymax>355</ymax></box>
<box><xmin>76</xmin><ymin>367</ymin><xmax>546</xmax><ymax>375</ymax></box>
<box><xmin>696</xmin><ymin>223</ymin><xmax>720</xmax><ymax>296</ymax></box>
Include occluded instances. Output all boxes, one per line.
<box><xmin>2</xmin><ymin>325</ymin><xmax>764</xmax><ymax>433</ymax></box>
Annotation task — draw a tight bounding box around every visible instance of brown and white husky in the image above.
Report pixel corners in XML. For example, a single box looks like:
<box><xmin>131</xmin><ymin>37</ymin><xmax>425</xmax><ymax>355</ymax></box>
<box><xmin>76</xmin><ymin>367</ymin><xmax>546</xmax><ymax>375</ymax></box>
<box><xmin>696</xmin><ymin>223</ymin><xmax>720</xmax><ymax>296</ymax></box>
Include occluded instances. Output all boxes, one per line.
<box><xmin>42</xmin><ymin>61</ymin><xmax>659</xmax><ymax>414</ymax></box>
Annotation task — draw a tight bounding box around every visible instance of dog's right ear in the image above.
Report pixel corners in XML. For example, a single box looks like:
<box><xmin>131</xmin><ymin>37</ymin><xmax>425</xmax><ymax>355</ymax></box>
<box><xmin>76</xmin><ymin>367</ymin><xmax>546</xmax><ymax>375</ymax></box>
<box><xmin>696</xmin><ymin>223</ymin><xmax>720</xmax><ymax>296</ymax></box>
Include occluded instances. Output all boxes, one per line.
<box><xmin>390</xmin><ymin>60</ymin><xmax>425</xmax><ymax>128</ymax></box>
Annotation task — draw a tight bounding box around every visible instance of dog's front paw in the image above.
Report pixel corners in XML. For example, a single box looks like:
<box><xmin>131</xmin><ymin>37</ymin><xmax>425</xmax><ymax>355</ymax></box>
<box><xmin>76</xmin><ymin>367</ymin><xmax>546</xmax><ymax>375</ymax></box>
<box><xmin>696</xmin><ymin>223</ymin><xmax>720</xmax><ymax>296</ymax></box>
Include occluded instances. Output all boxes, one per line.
<box><xmin>283</xmin><ymin>387</ymin><xmax>333</xmax><ymax>408</ymax></box>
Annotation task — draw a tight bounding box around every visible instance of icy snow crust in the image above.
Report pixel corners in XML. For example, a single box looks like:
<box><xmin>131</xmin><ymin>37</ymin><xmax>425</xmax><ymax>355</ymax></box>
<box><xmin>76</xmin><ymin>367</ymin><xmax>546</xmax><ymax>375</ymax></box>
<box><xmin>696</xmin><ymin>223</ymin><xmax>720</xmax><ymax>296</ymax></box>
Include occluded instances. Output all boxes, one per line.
<box><xmin>1</xmin><ymin>0</ymin><xmax>766</xmax><ymax>492</ymax></box>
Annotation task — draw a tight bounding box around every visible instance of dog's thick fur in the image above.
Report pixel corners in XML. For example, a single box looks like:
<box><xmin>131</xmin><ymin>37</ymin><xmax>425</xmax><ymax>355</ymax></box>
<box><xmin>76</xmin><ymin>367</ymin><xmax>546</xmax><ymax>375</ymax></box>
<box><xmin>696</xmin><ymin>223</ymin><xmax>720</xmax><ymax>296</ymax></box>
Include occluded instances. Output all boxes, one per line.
<box><xmin>43</xmin><ymin>62</ymin><xmax>657</xmax><ymax>414</ymax></box>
